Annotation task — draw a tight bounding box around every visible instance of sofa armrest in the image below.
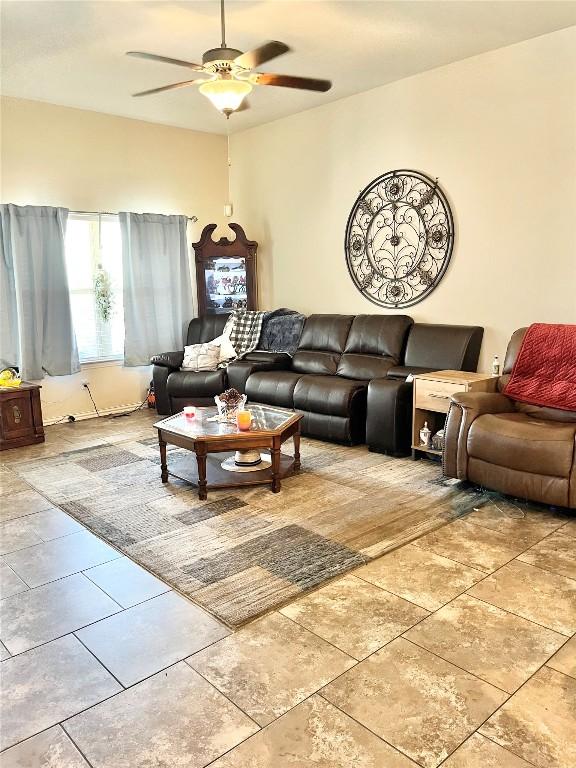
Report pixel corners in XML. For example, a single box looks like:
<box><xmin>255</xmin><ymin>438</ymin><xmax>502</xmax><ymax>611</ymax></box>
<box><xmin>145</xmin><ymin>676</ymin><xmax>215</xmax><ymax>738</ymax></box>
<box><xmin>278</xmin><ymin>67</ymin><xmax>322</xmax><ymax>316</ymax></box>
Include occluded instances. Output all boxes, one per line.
<box><xmin>367</xmin><ymin>378</ymin><xmax>414</xmax><ymax>456</ymax></box>
<box><xmin>451</xmin><ymin>391</ymin><xmax>515</xmax><ymax>414</ymax></box>
<box><xmin>152</xmin><ymin>365</ymin><xmax>172</xmax><ymax>415</ymax></box>
<box><xmin>386</xmin><ymin>365</ymin><xmax>438</xmax><ymax>381</ymax></box>
<box><xmin>443</xmin><ymin>392</ymin><xmax>515</xmax><ymax>479</ymax></box>
<box><xmin>241</xmin><ymin>351</ymin><xmax>292</xmax><ymax>367</ymax></box>
<box><xmin>150</xmin><ymin>351</ymin><xmax>184</xmax><ymax>370</ymax></box>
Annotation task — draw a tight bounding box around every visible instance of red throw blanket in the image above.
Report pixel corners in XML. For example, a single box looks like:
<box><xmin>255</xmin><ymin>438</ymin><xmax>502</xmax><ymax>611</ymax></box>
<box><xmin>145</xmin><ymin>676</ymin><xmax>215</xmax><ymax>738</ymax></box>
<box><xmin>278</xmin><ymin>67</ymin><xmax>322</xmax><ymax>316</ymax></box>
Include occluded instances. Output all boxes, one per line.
<box><xmin>504</xmin><ymin>323</ymin><xmax>576</xmax><ymax>411</ymax></box>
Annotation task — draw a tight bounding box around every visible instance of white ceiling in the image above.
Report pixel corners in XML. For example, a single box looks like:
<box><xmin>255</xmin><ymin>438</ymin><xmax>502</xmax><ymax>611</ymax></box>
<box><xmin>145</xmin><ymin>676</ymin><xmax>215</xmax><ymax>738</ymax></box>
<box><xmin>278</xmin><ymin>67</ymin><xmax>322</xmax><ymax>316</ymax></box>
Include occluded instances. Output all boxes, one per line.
<box><xmin>2</xmin><ymin>1</ymin><xmax>576</xmax><ymax>135</ymax></box>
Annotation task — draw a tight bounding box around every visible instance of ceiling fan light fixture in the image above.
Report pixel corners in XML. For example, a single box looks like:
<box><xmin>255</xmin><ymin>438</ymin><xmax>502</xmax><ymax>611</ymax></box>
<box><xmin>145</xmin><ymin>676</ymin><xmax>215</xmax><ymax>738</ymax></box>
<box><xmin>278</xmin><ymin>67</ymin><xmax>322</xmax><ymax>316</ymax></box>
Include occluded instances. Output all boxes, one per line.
<box><xmin>199</xmin><ymin>78</ymin><xmax>252</xmax><ymax>114</ymax></box>
<box><xmin>127</xmin><ymin>0</ymin><xmax>332</xmax><ymax>113</ymax></box>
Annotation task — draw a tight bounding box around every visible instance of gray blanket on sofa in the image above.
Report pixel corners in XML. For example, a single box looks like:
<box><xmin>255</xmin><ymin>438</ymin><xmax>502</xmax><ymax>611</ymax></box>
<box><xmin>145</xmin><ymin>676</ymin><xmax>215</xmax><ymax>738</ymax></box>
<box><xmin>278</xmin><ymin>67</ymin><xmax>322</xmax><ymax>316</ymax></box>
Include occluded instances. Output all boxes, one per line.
<box><xmin>258</xmin><ymin>308</ymin><xmax>306</xmax><ymax>356</ymax></box>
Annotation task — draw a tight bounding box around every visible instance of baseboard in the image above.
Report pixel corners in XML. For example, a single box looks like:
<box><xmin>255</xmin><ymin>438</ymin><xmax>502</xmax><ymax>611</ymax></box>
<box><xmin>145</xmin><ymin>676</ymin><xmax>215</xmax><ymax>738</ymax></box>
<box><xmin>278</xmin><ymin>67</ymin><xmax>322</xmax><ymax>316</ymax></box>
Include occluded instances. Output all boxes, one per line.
<box><xmin>44</xmin><ymin>402</ymin><xmax>146</xmax><ymax>426</ymax></box>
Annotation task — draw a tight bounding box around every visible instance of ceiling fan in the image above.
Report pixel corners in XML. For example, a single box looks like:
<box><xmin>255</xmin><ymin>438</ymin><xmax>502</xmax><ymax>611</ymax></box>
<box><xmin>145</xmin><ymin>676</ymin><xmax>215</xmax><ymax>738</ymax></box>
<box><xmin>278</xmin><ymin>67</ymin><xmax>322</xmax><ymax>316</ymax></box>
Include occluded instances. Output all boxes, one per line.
<box><xmin>127</xmin><ymin>0</ymin><xmax>332</xmax><ymax>117</ymax></box>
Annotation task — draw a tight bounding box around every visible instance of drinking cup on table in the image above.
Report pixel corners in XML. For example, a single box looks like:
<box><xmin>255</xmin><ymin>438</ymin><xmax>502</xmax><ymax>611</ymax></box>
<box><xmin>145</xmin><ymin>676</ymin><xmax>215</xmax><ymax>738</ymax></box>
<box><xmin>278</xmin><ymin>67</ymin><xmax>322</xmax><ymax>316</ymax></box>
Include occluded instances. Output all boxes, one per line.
<box><xmin>236</xmin><ymin>410</ymin><xmax>252</xmax><ymax>431</ymax></box>
<box><xmin>183</xmin><ymin>406</ymin><xmax>196</xmax><ymax>419</ymax></box>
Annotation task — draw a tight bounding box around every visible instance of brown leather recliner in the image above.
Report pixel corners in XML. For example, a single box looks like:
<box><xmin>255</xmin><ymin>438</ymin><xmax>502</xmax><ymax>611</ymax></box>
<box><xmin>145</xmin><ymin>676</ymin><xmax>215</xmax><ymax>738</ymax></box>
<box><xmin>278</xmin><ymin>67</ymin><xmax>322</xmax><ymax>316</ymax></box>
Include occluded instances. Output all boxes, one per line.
<box><xmin>444</xmin><ymin>328</ymin><xmax>576</xmax><ymax>509</ymax></box>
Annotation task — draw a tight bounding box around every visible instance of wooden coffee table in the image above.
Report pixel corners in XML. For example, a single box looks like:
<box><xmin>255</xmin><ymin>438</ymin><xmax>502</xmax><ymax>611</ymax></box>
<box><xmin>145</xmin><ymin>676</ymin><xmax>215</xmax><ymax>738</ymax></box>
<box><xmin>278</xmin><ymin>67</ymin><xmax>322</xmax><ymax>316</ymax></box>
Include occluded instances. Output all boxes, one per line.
<box><xmin>154</xmin><ymin>404</ymin><xmax>302</xmax><ymax>500</ymax></box>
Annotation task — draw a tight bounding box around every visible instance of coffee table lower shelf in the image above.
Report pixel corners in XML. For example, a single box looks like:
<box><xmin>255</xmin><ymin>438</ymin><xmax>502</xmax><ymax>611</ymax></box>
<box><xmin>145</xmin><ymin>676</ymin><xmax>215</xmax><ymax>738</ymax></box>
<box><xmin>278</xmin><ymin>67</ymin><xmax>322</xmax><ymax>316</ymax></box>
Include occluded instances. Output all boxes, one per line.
<box><xmin>166</xmin><ymin>451</ymin><xmax>297</xmax><ymax>496</ymax></box>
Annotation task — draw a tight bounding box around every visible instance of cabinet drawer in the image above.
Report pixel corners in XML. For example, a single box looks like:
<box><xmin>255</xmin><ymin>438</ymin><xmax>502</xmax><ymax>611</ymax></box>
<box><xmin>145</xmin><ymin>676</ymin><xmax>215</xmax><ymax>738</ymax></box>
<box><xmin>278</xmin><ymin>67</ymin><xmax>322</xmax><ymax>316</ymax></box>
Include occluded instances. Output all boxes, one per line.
<box><xmin>415</xmin><ymin>379</ymin><xmax>466</xmax><ymax>413</ymax></box>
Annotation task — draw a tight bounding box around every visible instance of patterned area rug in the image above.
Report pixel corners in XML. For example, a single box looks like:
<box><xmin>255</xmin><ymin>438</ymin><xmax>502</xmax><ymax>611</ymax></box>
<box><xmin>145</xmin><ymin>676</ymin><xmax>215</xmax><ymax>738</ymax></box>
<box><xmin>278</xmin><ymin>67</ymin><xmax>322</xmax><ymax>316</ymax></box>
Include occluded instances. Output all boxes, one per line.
<box><xmin>12</xmin><ymin>435</ymin><xmax>484</xmax><ymax>627</ymax></box>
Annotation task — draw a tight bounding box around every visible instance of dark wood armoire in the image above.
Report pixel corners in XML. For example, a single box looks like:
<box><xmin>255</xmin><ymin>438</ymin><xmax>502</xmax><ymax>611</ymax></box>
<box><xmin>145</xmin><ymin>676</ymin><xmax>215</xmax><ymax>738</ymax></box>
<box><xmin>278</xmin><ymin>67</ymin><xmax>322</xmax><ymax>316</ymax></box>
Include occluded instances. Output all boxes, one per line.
<box><xmin>193</xmin><ymin>223</ymin><xmax>258</xmax><ymax>315</ymax></box>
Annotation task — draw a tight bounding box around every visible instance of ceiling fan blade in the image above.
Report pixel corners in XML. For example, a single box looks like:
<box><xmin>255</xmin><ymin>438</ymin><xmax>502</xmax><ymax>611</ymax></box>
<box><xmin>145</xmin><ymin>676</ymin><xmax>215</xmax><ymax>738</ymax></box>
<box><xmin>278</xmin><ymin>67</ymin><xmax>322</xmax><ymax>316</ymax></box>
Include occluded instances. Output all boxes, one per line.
<box><xmin>126</xmin><ymin>51</ymin><xmax>204</xmax><ymax>71</ymax></box>
<box><xmin>132</xmin><ymin>79</ymin><xmax>205</xmax><ymax>97</ymax></box>
<box><xmin>251</xmin><ymin>72</ymin><xmax>332</xmax><ymax>92</ymax></box>
<box><xmin>234</xmin><ymin>41</ymin><xmax>290</xmax><ymax>70</ymax></box>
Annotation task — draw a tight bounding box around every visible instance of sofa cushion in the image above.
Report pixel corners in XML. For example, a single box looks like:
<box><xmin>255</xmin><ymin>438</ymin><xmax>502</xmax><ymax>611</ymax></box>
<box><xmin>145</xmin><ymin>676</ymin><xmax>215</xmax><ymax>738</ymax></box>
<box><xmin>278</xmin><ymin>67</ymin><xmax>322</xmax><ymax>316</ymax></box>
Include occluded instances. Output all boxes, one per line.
<box><xmin>167</xmin><ymin>369</ymin><xmax>227</xmax><ymax>399</ymax></box>
<box><xmin>468</xmin><ymin>412</ymin><xmax>576</xmax><ymax>477</ymax></box>
<box><xmin>343</xmin><ymin>314</ymin><xmax>413</xmax><ymax>358</ymax></box>
<box><xmin>514</xmin><ymin>401</ymin><xmax>576</xmax><ymax>423</ymax></box>
<box><xmin>245</xmin><ymin>371</ymin><xmax>303</xmax><ymax>408</ymax></box>
<box><xmin>293</xmin><ymin>375</ymin><xmax>368</xmax><ymax>417</ymax></box>
<box><xmin>186</xmin><ymin>314</ymin><xmax>230</xmax><ymax>345</ymax></box>
<box><xmin>227</xmin><ymin>354</ymin><xmax>291</xmax><ymax>394</ymax></box>
<box><xmin>337</xmin><ymin>314</ymin><xmax>412</xmax><ymax>380</ymax></box>
<box><xmin>242</xmin><ymin>351</ymin><xmax>292</xmax><ymax>365</ymax></box>
<box><xmin>291</xmin><ymin>350</ymin><xmax>342</xmax><ymax>376</ymax></box>
<box><xmin>405</xmin><ymin>323</ymin><xmax>484</xmax><ymax>371</ymax></box>
<box><xmin>292</xmin><ymin>315</ymin><xmax>354</xmax><ymax>375</ymax></box>
<box><xmin>336</xmin><ymin>354</ymin><xmax>396</xmax><ymax>381</ymax></box>
<box><xmin>298</xmin><ymin>314</ymin><xmax>354</xmax><ymax>353</ymax></box>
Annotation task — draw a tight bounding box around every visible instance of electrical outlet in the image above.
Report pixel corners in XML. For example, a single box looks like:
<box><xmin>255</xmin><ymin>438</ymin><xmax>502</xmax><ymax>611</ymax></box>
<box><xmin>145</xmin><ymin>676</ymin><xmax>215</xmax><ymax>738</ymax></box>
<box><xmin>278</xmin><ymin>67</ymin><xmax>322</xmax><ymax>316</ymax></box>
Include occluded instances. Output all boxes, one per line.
<box><xmin>81</xmin><ymin>379</ymin><xmax>90</xmax><ymax>387</ymax></box>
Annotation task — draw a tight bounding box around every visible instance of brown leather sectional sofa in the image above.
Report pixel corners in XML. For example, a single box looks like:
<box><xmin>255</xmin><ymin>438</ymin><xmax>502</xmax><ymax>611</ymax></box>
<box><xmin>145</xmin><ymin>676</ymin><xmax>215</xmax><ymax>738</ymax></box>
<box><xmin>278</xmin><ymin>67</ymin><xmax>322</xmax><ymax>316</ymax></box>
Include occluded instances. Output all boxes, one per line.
<box><xmin>444</xmin><ymin>328</ymin><xmax>576</xmax><ymax>508</ymax></box>
<box><xmin>152</xmin><ymin>312</ymin><xmax>483</xmax><ymax>455</ymax></box>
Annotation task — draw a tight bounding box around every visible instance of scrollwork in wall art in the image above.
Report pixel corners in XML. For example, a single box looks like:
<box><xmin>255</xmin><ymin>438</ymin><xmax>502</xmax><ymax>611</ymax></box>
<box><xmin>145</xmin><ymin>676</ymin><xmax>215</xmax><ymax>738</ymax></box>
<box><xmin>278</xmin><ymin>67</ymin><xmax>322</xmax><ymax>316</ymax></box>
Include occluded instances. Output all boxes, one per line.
<box><xmin>345</xmin><ymin>170</ymin><xmax>454</xmax><ymax>308</ymax></box>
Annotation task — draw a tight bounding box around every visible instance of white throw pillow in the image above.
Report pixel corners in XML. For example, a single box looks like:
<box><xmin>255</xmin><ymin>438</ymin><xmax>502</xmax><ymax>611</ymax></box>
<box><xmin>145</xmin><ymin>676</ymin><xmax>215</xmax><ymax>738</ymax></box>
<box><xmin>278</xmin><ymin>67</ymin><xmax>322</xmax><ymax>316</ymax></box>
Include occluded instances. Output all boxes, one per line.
<box><xmin>181</xmin><ymin>334</ymin><xmax>237</xmax><ymax>371</ymax></box>
<box><xmin>211</xmin><ymin>333</ymin><xmax>237</xmax><ymax>364</ymax></box>
<box><xmin>181</xmin><ymin>342</ymin><xmax>220</xmax><ymax>372</ymax></box>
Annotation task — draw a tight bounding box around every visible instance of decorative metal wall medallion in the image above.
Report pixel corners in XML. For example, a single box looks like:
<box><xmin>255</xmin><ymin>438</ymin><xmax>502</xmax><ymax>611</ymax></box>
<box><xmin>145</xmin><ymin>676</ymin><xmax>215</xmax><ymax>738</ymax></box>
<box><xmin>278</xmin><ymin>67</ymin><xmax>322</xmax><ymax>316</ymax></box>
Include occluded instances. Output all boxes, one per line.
<box><xmin>345</xmin><ymin>170</ymin><xmax>454</xmax><ymax>308</ymax></box>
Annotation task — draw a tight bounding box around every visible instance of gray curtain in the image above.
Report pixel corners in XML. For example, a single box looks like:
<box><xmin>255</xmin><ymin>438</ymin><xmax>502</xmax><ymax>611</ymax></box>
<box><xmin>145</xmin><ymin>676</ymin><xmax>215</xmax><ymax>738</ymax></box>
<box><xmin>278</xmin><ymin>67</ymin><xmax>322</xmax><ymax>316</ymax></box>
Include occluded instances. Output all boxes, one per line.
<box><xmin>0</xmin><ymin>204</ymin><xmax>79</xmax><ymax>380</ymax></box>
<box><xmin>120</xmin><ymin>212</ymin><xmax>193</xmax><ymax>366</ymax></box>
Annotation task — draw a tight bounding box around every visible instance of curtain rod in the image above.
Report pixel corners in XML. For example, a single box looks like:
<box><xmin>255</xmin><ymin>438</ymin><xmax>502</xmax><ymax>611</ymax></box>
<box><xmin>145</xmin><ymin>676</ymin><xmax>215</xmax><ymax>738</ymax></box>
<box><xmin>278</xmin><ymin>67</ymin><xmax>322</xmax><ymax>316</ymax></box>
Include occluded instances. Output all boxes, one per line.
<box><xmin>70</xmin><ymin>210</ymin><xmax>198</xmax><ymax>223</ymax></box>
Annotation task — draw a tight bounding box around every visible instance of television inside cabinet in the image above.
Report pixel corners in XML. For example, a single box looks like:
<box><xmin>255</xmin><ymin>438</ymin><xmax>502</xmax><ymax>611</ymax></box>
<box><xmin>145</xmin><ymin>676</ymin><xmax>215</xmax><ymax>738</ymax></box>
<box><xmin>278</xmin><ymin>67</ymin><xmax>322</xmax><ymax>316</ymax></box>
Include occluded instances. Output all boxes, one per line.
<box><xmin>193</xmin><ymin>223</ymin><xmax>258</xmax><ymax>315</ymax></box>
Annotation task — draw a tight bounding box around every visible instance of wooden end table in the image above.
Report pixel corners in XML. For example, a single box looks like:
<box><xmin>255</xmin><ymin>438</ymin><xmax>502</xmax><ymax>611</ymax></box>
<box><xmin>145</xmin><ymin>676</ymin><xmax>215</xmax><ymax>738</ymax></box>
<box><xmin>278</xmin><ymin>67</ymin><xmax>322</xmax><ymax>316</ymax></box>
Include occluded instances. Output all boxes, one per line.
<box><xmin>412</xmin><ymin>370</ymin><xmax>497</xmax><ymax>459</ymax></box>
<box><xmin>0</xmin><ymin>383</ymin><xmax>45</xmax><ymax>451</ymax></box>
<box><xmin>154</xmin><ymin>404</ymin><xmax>302</xmax><ymax>500</ymax></box>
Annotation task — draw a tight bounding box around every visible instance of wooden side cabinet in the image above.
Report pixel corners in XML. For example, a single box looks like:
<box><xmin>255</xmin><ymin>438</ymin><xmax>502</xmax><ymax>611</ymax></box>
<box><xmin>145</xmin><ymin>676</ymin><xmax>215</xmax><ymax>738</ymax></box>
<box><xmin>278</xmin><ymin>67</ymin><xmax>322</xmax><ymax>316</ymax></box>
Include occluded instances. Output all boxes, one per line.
<box><xmin>0</xmin><ymin>383</ymin><xmax>45</xmax><ymax>451</ymax></box>
<box><xmin>412</xmin><ymin>370</ymin><xmax>497</xmax><ymax>459</ymax></box>
<box><xmin>193</xmin><ymin>223</ymin><xmax>258</xmax><ymax>315</ymax></box>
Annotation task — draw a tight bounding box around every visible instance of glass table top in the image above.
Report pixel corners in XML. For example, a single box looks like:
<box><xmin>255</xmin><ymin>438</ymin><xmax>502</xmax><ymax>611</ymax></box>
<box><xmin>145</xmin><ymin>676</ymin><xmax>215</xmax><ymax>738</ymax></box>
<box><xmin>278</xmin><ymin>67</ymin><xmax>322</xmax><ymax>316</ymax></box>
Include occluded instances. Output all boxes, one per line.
<box><xmin>154</xmin><ymin>404</ymin><xmax>297</xmax><ymax>439</ymax></box>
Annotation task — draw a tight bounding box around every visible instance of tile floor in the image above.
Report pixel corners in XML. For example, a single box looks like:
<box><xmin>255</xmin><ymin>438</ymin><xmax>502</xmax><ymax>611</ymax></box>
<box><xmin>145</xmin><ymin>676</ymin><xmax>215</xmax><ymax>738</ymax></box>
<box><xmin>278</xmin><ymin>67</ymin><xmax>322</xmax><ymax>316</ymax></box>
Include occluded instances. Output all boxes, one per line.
<box><xmin>0</xmin><ymin>412</ymin><xmax>575</xmax><ymax>767</ymax></box>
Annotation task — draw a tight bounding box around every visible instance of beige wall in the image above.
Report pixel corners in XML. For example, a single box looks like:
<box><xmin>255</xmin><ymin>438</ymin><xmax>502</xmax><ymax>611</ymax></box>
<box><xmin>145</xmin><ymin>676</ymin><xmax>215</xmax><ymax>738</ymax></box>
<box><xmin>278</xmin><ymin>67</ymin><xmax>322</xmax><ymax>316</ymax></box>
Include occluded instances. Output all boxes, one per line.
<box><xmin>0</xmin><ymin>97</ymin><xmax>228</xmax><ymax>422</ymax></box>
<box><xmin>2</xmin><ymin>28</ymin><xmax>575</xmax><ymax>423</ymax></box>
<box><xmin>231</xmin><ymin>27</ymin><xmax>576</xmax><ymax>372</ymax></box>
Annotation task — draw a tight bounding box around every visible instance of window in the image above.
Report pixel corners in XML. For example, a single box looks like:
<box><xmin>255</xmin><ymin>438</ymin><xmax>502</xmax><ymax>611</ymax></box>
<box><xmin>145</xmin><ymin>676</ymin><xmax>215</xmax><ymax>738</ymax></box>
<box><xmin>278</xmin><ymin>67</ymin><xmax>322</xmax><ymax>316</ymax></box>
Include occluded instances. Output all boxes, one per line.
<box><xmin>64</xmin><ymin>213</ymin><xmax>124</xmax><ymax>362</ymax></box>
